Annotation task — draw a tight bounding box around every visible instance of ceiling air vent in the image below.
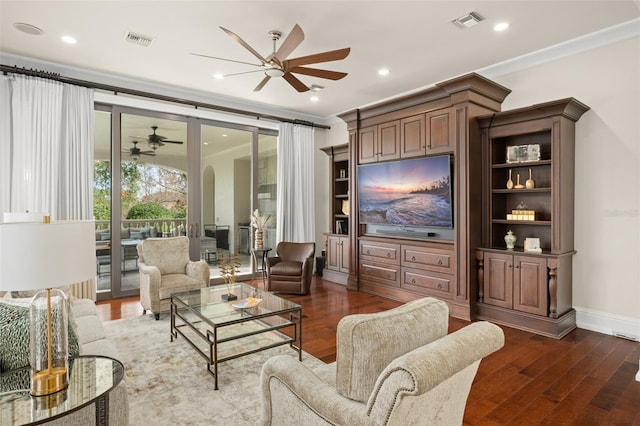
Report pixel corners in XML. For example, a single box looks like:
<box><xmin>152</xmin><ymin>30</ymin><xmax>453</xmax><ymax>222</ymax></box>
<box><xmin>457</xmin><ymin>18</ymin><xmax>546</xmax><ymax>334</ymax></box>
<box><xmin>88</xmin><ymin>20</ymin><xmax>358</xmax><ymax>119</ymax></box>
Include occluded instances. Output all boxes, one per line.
<box><xmin>124</xmin><ymin>31</ymin><xmax>154</xmax><ymax>47</ymax></box>
<box><xmin>451</xmin><ymin>11</ymin><xmax>485</xmax><ymax>29</ymax></box>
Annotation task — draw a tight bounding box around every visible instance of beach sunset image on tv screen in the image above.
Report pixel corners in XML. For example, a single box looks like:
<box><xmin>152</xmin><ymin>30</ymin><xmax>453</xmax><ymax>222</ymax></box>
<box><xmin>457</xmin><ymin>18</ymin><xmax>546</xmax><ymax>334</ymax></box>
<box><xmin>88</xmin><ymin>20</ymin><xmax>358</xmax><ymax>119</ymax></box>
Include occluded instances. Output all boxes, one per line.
<box><xmin>357</xmin><ymin>155</ymin><xmax>453</xmax><ymax>228</ymax></box>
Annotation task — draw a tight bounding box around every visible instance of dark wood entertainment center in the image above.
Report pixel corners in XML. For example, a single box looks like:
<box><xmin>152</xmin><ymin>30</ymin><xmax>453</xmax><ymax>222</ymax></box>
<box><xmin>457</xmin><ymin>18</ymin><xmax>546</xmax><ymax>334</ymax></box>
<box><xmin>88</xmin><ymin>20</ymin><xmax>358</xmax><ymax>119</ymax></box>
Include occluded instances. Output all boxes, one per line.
<box><xmin>328</xmin><ymin>72</ymin><xmax>588</xmax><ymax>338</ymax></box>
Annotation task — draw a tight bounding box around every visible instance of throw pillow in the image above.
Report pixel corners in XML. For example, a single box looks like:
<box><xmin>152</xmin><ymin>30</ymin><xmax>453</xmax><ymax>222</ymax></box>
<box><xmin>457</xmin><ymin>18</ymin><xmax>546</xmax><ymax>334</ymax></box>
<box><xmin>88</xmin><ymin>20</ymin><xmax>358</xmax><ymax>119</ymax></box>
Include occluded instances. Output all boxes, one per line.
<box><xmin>130</xmin><ymin>231</ymin><xmax>144</xmax><ymax>240</ymax></box>
<box><xmin>0</xmin><ymin>300</ymin><xmax>80</xmax><ymax>373</ymax></box>
<box><xmin>101</xmin><ymin>233</ymin><xmax>111</xmax><ymax>241</ymax></box>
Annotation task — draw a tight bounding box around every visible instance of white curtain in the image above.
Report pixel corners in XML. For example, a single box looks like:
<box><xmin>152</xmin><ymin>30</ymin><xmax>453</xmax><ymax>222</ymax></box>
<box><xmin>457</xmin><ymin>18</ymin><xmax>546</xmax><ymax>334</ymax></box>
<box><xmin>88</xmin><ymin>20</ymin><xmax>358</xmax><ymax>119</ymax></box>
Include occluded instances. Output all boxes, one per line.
<box><xmin>0</xmin><ymin>74</ymin><xmax>94</xmax><ymax>221</ymax></box>
<box><xmin>276</xmin><ymin>122</ymin><xmax>315</xmax><ymax>243</ymax></box>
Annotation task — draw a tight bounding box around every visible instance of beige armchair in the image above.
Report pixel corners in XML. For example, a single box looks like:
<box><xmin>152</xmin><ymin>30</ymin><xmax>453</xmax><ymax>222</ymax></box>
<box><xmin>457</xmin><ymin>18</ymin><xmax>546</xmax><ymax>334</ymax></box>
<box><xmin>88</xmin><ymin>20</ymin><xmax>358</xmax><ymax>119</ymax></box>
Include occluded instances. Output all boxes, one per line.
<box><xmin>260</xmin><ymin>297</ymin><xmax>505</xmax><ymax>425</ymax></box>
<box><xmin>266</xmin><ymin>242</ymin><xmax>315</xmax><ymax>294</ymax></box>
<box><xmin>137</xmin><ymin>236</ymin><xmax>209</xmax><ymax>320</ymax></box>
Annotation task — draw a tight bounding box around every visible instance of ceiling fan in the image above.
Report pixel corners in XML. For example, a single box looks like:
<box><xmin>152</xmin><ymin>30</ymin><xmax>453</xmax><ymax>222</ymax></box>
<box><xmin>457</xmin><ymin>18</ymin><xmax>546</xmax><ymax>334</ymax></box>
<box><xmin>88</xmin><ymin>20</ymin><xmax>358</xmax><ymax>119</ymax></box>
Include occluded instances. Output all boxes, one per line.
<box><xmin>191</xmin><ymin>24</ymin><xmax>351</xmax><ymax>92</ymax></box>
<box><xmin>131</xmin><ymin>126</ymin><xmax>185</xmax><ymax>150</ymax></box>
<box><xmin>123</xmin><ymin>141</ymin><xmax>155</xmax><ymax>161</ymax></box>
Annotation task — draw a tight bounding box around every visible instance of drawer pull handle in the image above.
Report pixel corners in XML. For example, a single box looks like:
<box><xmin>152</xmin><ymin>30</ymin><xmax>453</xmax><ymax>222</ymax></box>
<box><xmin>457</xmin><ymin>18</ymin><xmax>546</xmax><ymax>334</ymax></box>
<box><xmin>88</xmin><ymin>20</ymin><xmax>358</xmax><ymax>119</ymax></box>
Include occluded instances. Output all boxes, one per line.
<box><xmin>411</xmin><ymin>256</ymin><xmax>416</xmax><ymax>261</ymax></box>
<box><xmin>386</xmin><ymin>274</ymin><xmax>391</xmax><ymax>279</ymax></box>
<box><xmin>366</xmin><ymin>250</ymin><xmax>370</xmax><ymax>255</ymax></box>
<box><xmin>437</xmin><ymin>260</ymin><xmax>443</xmax><ymax>265</ymax></box>
<box><xmin>386</xmin><ymin>252</ymin><xmax>391</xmax><ymax>258</ymax></box>
<box><xmin>437</xmin><ymin>283</ymin><xmax>442</xmax><ymax>289</ymax></box>
<box><xmin>411</xmin><ymin>279</ymin><xmax>416</xmax><ymax>284</ymax></box>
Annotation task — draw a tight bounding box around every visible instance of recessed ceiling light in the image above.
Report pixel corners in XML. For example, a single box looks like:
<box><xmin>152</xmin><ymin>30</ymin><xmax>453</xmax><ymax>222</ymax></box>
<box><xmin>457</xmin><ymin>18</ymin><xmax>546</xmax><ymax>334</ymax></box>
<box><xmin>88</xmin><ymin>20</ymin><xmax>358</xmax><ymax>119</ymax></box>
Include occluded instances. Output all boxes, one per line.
<box><xmin>203</xmin><ymin>142</ymin><xmax>209</xmax><ymax>145</ymax></box>
<box><xmin>378</xmin><ymin>68</ymin><xmax>390</xmax><ymax>76</ymax></box>
<box><xmin>494</xmin><ymin>22</ymin><xmax>510</xmax><ymax>32</ymax></box>
<box><xmin>310</xmin><ymin>96</ymin><xmax>319</xmax><ymax>102</ymax></box>
<box><xmin>13</xmin><ymin>22</ymin><xmax>43</xmax><ymax>36</ymax></box>
<box><xmin>61</xmin><ymin>35</ymin><xmax>77</xmax><ymax>44</ymax></box>
<box><xmin>309</xmin><ymin>84</ymin><xmax>324</xmax><ymax>92</ymax></box>
<box><xmin>213</xmin><ymin>73</ymin><xmax>224</xmax><ymax>80</ymax></box>
<box><xmin>222</xmin><ymin>134</ymin><xmax>227</xmax><ymax>137</ymax></box>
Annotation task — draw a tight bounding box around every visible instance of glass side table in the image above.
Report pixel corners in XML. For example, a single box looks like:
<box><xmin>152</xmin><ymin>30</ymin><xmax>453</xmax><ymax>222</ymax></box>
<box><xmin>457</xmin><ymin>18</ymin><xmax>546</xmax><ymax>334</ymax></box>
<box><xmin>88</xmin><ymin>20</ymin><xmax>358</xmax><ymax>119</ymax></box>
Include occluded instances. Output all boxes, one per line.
<box><xmin>0</xmin><ymin>355</ymin><xmax>124</xmax><ymax>426</ymax></box>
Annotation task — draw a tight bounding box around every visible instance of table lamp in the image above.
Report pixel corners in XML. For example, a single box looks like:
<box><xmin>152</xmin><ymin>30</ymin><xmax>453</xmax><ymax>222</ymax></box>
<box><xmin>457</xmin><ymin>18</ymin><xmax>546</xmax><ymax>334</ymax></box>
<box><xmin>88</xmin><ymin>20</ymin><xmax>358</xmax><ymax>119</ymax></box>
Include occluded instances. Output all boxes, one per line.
<box><xmin>0</xmin><ymin>217</ymin><xmax>96</xmax><ymax>396</ymax></box>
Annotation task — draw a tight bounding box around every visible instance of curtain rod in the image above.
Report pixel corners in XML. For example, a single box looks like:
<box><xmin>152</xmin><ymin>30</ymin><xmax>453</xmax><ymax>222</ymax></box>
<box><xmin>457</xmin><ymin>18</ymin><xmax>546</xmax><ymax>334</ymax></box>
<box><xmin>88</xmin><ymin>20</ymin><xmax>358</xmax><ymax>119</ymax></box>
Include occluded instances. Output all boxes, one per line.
<box><xmin>0</xmin><ymin>64</ymin><xmax>330</xmax><ymax>130</ymax></box>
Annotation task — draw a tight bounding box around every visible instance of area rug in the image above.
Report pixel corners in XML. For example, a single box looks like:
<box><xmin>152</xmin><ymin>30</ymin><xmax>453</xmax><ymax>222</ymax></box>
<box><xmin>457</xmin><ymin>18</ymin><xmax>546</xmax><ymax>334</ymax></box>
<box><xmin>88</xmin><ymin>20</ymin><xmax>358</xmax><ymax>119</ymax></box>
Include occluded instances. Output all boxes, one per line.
<box><xmin>103</xmin><ymin>314</ymin><xmax>325</xmax><ymax>425</ymax></box>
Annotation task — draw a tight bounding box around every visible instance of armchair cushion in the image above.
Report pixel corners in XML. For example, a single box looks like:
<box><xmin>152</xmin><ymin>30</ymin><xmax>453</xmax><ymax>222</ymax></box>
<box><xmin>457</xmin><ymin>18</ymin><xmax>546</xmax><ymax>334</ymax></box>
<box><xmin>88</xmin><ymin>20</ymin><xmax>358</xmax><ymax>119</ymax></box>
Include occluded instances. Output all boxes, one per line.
<box><xmin>336</xmin><ymin>297</ymin><xmax>449</xmax><ymax>402</ymax></box>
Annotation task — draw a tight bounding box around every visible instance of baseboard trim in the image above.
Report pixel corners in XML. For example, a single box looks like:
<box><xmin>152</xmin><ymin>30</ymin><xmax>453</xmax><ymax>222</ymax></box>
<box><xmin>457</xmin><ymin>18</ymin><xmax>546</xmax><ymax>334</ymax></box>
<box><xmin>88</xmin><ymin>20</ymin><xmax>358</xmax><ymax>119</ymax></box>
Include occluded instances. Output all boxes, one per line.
<box><xmin>575</xmin><ymin>307</ymin><xmax>640</xmax><ymax>341</ymax></box>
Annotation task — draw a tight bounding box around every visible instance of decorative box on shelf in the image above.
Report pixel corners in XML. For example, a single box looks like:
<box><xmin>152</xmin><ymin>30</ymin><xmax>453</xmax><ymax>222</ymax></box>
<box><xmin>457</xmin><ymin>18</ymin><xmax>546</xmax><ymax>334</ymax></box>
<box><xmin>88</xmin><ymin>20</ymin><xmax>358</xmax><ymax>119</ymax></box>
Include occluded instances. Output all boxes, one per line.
<box><xmin>506</xmin><ymin>209</ymin><xmax>535</xmax><ymax>221</ymax></box>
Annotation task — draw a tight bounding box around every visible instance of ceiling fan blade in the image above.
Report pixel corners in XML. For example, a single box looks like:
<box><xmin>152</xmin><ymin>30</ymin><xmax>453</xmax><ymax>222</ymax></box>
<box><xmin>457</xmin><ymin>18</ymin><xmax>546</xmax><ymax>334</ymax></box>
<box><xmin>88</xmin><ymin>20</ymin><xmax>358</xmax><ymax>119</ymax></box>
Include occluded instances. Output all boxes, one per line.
<box><xmin>190</xmin><ymin>53</ymin><xmax>262</xmax><ymax>68</ymax></box>
<box><xmin>220</xmin><ymin>26</ymin><xmax>267</xmax><ymax>64</ymax></box>
<box><xmin>141</xmin><ymin>151</ymin><xmax>156</xmax><ymax>155</ymax></box>
<box><xmin>289</xmin><ymin>66</ymin><xmax>348</xmax><ymax>80</ymax></box>
<box><xmin>223</xmin><ymin>69</ymin><xmax>266</xmax><ymax>78</ymax></box>
<box><xmin>160</xmin><ymin>140</ymin><xmax>184</xmax><ymax>144</ymax></box>
<box><xmin>283</xmin><ymin>73</ymin><xmax>310</xmax><ymax>92</ymax></box>
<box><xmin>285</xmin><ymin>47</ymin><xmax>351</xmax><ymax>68</ymax></box>
<box><xmin>274</xmin><ymin>24</ymin><xmax>304</xmax><ymax>62</ymax></box>
<box><xmin>254</xmin><ymin>76</ymin><xmax>271</xmax><ymax>92</ymax></box>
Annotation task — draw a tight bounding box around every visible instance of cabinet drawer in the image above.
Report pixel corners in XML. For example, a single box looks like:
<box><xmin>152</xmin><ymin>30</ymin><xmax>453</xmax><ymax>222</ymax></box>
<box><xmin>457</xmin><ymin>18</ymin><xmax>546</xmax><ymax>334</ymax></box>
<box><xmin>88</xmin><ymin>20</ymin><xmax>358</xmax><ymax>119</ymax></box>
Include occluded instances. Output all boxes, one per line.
<box><xmin>360</xmin><ymin>262</ymin><xmax>400</xmax><ymax>287</ymax></box>
<box><xmin>402</xmin><ymin>245</ymin><xmax>454</xmax><ymax>273</ymax></box>
<box><xmin>401</xmin><ymin>268</ymin><xmax>453</xmax><ymax>297</ymax></box>
<box><xmin>360</xmin><ymin>241</ymin><xmax>400</xmax><ymax>265</ymax></box>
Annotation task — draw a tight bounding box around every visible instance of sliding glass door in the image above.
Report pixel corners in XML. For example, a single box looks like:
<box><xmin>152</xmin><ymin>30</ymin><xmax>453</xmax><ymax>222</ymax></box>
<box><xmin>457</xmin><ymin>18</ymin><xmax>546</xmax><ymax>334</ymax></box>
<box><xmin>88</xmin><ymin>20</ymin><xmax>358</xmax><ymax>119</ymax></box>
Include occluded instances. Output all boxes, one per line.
<box><xmin>94</xmin><ymin>105</ymin><xmax>277</xmax><ymax>299</ymax></box>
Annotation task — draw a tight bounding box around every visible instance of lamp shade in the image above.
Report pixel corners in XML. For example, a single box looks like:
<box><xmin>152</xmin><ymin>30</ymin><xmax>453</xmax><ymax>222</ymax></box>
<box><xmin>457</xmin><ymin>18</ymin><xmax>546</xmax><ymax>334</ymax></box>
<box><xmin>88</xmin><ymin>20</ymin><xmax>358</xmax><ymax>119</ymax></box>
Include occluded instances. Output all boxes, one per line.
<box><xmin>0</xmin><ymin>221</ymin><xmax>96</xmax><ymax>292</ymax></box>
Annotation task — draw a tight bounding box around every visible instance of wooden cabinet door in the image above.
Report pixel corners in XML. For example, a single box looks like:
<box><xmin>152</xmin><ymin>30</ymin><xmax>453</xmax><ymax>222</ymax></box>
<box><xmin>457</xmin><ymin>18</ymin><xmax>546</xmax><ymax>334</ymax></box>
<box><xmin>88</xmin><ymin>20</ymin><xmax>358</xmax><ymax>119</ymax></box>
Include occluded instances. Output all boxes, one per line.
<box><xmin>483</xmin><ymin>252</ymin><xmax>513</xmax><ymax>309</ymax></box>
<box><xmin>377</xmin><ymin>120</ymin><xmax>400</xmax><ymax>161</ymax></box>
<box><xmin>426</xmin><ymin>107</ymin><xmax>456</xmax><ymax>154</ymax></box>
<box><xmin>513</xmin><ymin>256</ymin><xmax>548</xmax><ymax>316</ymax></box>
<box><xmin>400</xmin><ymin>114</ymin><xmax>426</xmax><ymax>158</ymax></box>
<box><xmin>359</xmin><ymin>126</ymin><xmax>377</xmax><ymax>164</ymax></box>
<box><xmin>339</xmin><ymin>236</ymin><xmax>350</xmax><ymax>273</ymax></box>
<box><xmin>326</xmin><ymin>235</ymin><xmax>341</xmax><ymax>272</ymax></box>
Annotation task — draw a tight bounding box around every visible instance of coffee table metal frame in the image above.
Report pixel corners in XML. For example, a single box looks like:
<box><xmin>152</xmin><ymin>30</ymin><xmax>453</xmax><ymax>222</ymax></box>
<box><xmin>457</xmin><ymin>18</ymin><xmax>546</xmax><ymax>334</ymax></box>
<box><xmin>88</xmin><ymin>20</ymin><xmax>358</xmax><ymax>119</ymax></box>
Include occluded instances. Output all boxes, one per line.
<box><xmin>170</xmin><ymin>283</ymin><xmax>302</xmax><ymax>390</ymax></box>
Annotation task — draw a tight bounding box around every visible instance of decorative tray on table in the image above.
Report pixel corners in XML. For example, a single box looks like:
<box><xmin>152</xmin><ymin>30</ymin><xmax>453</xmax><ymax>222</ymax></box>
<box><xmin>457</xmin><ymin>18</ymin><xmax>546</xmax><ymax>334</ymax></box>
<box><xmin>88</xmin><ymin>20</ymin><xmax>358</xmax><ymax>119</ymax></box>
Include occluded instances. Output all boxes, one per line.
<box><xmin>231</xmin><ymin>297</ymin><xmax>263</xmax><ymax>309</ymax></box>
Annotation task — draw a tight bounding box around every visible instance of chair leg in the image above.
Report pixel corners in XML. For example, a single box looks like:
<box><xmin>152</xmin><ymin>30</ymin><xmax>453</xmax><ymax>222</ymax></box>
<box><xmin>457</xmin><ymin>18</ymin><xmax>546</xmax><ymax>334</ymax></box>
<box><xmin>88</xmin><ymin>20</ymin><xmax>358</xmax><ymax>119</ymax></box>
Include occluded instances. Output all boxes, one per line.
<box><xmin>154</xmin><ymin>313</ymin><xmax>160</xmax><ymax>320</ymax></box>
<box><xmin>142</xmin><ymin>308</ymin><xmax>147</xmax><ymax>315</ymax></box>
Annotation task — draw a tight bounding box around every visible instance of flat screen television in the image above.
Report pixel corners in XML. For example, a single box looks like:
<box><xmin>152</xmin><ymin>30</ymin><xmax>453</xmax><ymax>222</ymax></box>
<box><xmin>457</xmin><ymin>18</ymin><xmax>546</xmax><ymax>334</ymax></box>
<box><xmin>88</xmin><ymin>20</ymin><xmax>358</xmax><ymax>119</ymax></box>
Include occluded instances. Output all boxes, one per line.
<box><xmin>357</xmin><ymin>155</ymin><xmax>453</xmax><ymax>228</ymax></box>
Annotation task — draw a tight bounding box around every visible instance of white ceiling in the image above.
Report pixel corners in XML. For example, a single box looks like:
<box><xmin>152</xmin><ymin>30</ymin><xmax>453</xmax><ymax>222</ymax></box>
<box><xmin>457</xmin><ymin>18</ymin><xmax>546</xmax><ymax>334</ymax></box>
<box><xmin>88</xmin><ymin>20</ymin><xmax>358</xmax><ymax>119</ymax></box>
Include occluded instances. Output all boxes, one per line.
<box><xmin>1</xmin><ymin>1</ymin><xmax>639</xmax><ymax>119</ymax></box>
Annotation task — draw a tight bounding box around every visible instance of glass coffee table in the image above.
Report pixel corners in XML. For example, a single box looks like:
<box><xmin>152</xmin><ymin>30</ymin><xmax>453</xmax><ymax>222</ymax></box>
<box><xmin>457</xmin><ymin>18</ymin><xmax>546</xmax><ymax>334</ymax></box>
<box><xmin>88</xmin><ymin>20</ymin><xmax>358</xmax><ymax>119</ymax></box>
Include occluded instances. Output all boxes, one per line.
<box><xmin>170</xmin><ymin>283</ymin><xmax>302</xmax><ymax>390</ymax></box>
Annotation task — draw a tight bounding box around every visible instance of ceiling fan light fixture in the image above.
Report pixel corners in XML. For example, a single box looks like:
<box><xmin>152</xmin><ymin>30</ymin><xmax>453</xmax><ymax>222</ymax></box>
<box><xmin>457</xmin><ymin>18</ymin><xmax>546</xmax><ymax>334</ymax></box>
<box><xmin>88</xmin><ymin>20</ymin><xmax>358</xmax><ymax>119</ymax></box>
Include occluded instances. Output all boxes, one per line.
<box><xmin>130</xmin><ymin>152</ymin><xmax>139</xmax><ymax>161</ymax></box>
<box><xmin>264</xmin><ymin>68</ymin><xmax>285</xmax><ymax>78</ymax></box>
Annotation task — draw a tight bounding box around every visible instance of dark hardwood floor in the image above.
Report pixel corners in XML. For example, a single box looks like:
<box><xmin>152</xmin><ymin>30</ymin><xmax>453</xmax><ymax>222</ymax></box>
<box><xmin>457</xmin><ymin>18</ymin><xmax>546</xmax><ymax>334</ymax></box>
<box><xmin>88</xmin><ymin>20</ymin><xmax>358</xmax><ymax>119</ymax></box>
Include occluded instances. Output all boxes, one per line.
<box><xmin>96</xmin><ymin>276</ymin><xmax>640</xmax><ymax>425</ymax></box>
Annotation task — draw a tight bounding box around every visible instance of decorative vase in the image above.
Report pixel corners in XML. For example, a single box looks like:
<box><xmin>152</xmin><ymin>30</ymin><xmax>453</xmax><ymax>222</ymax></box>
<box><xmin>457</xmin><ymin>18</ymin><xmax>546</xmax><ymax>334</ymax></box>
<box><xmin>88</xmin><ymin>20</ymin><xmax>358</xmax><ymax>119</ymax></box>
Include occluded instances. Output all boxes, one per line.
<box><xmin>254</xmin><ymin>229</ymin><xmax>264</xmax><ymax>250</ymax></box>
<box><xmin>525</xmin><ymin>168</ymin><xmax>535</xmax><ymax>189</ymax></box>
<box><xmin>506</xmin><ymin>169</ymin><xmax>514</xmax><ymax>189</ymax></box>
<box><xmin>504</xmin><ymin>230</ymin><xmax>516</xmax><ymax>250</ymax></box>
<box><xmin>342</xmin><ymin>200</ymin><xmax>349</xmax><ymax>216</ymax></box>
<box><xmin>514</xmin><ymin>173</ymin><xmax>525</xmax><ymax>189</ymax></box>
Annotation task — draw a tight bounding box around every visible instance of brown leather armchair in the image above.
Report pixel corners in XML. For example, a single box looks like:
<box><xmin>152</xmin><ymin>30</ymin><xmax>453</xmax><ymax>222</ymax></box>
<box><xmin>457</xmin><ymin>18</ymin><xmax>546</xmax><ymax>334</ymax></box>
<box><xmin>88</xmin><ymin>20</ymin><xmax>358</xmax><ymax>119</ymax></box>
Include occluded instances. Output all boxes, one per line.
<box><xmin>266</xmin><ymin>242</ymin><xmax>315</xmax><ymax>294</ymax></box>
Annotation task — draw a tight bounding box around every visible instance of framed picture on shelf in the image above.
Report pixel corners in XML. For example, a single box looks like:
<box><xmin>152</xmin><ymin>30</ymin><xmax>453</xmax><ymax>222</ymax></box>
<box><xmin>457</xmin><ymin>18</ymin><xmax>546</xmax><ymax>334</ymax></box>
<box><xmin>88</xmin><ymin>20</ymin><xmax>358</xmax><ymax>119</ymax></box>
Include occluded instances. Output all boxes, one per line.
<box><xmin>524</xmin><ymin>237</ymin><xmax>542</xmax><ymax>253</ymax></box>
<box><xmin>506</xmin><ymin>144</ymin><xmax>541</xmax><ymax>163</ymax></box>
<box><xmin>336</xmin><ymin>220</ymin><xmax>343</xmax><ymax>234</ymax></box>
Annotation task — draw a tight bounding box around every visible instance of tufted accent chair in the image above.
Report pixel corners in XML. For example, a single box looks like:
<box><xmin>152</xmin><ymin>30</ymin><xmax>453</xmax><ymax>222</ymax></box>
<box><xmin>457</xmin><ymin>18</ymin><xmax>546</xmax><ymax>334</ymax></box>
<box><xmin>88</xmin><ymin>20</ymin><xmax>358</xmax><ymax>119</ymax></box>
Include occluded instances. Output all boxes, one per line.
<box><xmin>260</xmin><ymin>297</ymin><xmax>505</xmax><ymax>426</ymax></box>
<box><xmin>137</xmin><ymin>236</ymin><xmax>209</xmax><ymax>320</ymax></box>
<box><xmin>266</xmin><ymin>242</ymin><xmax>315</xmax><ymax>295</ymax></box>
